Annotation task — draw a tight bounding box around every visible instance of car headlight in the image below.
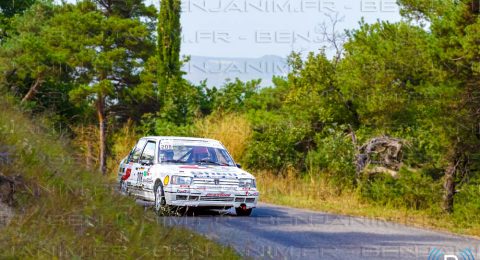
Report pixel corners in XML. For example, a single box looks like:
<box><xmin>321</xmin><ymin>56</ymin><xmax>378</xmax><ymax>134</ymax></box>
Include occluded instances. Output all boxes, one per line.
<box><xmin>171</xmin><ymin>176</ymin><xmax>193</xmax><ymax>185</ymax></box>
<box><xmin>239</xmin><ymin>178</ymin><xmax>256</xmax><ymax>188</ymax></box>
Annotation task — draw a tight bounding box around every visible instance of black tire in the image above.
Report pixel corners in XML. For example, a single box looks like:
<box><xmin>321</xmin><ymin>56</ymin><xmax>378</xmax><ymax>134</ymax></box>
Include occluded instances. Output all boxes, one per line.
<box><xmin>154</xmin><ymin>182</ymin><xmax>168</xmax><ymax>216</ymax></box>
<box><xmin>235</xmin><ymin>207</ymin><xmax>253</xmax><ymax>216</ymax></box>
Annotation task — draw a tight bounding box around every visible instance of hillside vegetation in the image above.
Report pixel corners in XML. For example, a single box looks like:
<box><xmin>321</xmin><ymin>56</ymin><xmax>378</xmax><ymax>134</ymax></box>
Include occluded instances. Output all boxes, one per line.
<box><xmin>2</xmin><ymin>0</ymin><xmax>480</xmax><ymax>239</ymax></box>
<box><xmin>0</xmin><ymin>97</ymin><xmax>238</xmax><ymax>259</ymax></box>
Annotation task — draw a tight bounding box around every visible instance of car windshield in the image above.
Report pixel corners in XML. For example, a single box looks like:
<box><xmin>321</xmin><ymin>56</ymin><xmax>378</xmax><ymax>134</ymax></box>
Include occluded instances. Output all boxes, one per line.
<box><xmin>158</xmin><ymin>141</ymin><xmax>236</xmax><ymax>166</ymax></box>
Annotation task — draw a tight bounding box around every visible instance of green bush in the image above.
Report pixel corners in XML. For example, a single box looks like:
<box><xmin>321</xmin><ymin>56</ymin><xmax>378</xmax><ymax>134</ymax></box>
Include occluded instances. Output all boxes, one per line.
<box><xmin>139</xmin><ymin>114</ymin><xmax>195</xmax><ymax>137</ymax></box>
<box><xmin>243</xmin><ymin>110</ymin><xmax>309</xmax><ymax>171</ymax></box>
<box><xmin>306</xmin><ymin>128</ymin><xmax>356</xmax><ymax>188</ymax></box>
<box><xmin>358</xmin><ymin>168</ymin><xmax>442</xmax><ymax>210</ymax></box>
<box><xmin>452</xmin><ymin>181</ymin><xmax>480</xmax><ymax>226</ymax></box>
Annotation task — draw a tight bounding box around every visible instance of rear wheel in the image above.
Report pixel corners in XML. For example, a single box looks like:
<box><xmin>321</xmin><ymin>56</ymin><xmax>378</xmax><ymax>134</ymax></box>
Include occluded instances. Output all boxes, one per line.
<box><xmin>235</xmin><ymin>206</ymin><xmax>253</xmax><ymax>216</ymax></box>
<box><xmin>119</xmin><ymin>180</ymin><xmax>128</xmax><ymax>196</ymax></box>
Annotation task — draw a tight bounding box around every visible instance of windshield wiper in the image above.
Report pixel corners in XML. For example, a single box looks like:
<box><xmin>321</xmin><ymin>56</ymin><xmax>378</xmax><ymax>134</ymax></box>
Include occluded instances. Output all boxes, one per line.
<box><xmin>196</xmin><ymin>159</ymin><xmax>228</xmax><ymax>166</ymax></box>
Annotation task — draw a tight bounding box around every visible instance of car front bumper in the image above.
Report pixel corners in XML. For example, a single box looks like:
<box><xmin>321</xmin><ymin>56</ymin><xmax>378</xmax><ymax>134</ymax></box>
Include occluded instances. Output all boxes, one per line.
<box><xmin>164</xmin><ymin>186</ymin><xmax>259</xmax><ymax>209</ymax></box>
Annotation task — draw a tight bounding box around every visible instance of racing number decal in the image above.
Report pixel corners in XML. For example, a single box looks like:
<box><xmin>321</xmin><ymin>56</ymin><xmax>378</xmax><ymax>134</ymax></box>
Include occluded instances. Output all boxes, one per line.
<box><xmin>159</xmin><ymin>144</ymin><xmax>173</xmax><ymax>150</ymax></box>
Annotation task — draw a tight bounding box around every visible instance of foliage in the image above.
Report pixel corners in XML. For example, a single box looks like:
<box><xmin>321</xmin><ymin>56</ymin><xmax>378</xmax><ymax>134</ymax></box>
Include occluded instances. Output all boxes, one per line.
<box><xmin>358</xmin><ymin>168</ymin><xmax>442</xmax><ymax>210</ymax></box>
<box><xmin>0</xmin><ymin>97</ymin><xmax>239</xmax><ymax>258</ymax></box>
<box><xmin>0</xmin><ymin>0</ymin><xmax>36</xmax><ymax>40</ymax></box>
<box><xmin>212</xmin><ymin>79</ymin><xmax>260</xmax><ymax>113</ymax></box>
<box><xmin>2</xmin><ymin>0</ymin><xmax>480</xmax><ymax>237</ymax></box>
<box><xmin>157</xmin><ymin>0</ymin><xmax>186</xmax><ymax>124</ymax></box>
<box><xmin>306</xmin><ymin>126</ymin><xmax>356</xmax><ymax>188</ymax></box>
<box><xmin>243</xmin><ymin>110</ymin><xmax>310</xmax><ymax>170</ymax></box>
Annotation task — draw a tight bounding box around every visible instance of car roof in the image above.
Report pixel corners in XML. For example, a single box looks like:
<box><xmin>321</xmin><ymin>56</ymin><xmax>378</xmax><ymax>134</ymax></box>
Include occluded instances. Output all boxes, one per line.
<box><xmin>141</xmin><ymin>136</ymin><xmax>221</xmax><ymax>143</ymax></box>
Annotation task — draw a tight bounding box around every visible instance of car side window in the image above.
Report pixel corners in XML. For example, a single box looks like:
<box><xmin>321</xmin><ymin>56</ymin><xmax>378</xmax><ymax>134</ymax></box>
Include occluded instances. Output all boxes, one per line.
<box><xmin>131</xmin><ymin>139</ymin><xmax>147</xmax><ymax>163</ymax></box>
<box><xmin>140</xmin><ymin>141</ymin><xmax>156</xmax><ymax>163</ymax></box>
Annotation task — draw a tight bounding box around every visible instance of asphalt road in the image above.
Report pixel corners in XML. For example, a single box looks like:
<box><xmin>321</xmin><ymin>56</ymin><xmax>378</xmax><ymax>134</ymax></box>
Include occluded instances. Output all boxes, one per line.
<box><xmin>148</xmin><ymin>202</ymin><xmax>479</xmax><ymax>259</ymax></box>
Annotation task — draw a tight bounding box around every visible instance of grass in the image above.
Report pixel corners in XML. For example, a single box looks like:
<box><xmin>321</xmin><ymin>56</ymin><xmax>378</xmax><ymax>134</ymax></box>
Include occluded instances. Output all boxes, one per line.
<box><xmin>0</xmin><ymin>97</ymin><xmax>239</xmax><ymax>259</ymax></box>
<box><xmin>194</xmin><ymin>113</ymin><xmax>252</xmax><ymax>161</ymax></box>
<box><xmin>256</xmin><ymin>170</ymin><xmax>480</xmax><ymax>238</ymax></box>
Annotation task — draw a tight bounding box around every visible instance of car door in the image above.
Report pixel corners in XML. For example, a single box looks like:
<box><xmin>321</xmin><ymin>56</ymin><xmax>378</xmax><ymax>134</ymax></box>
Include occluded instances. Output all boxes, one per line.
<box><xmin>127</xmin><ymin>139</ymin><xmax>147</xmax><ymax>188</ymax></box>
<box><xmin>134</xmin><ymin>140</ymin><xmax>157</xmax><ymax>188</ymax></box>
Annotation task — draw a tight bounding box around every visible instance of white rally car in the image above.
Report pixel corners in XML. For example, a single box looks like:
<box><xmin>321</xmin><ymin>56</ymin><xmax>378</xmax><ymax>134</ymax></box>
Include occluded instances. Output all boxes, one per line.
<box><xmin>118</xmin><ymin>136</ymin><xmax>259</xmax><ymax>216</ymax></box>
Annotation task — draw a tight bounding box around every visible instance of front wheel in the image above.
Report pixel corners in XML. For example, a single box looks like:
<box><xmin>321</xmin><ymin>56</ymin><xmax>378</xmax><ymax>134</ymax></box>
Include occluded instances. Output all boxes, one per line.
<box><xmin>235</xmin><ymin>206</ymin><xmax>253</xmax><ymax>217</ymax></box>
<box><xmin>154</xmin><ymin>183</ymin><xmax>168</xmax><ymax>216</ymax></box>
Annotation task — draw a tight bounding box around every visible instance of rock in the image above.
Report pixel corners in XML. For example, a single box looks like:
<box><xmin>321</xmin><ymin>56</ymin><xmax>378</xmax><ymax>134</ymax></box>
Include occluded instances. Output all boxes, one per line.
<box><xmin>0</xmin><ymin>202</ymin><xmax>13</xmax><ymax>227</ymax></box>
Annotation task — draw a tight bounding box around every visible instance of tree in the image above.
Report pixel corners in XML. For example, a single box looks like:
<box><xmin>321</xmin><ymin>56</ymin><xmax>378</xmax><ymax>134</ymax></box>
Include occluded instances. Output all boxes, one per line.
<box><xmin>0</xmin><ymin>0</ymin><xmax>36</xmax><ymax>40</ymax></box>
<box><xmin>0</xmin><ymin>2</ymin><xmax>72</xmax><ymax>105</ymax></box>
<box><xmin>397</xmin><ymin>0</ymin><xmax>480</xmax><ymax>212</ymax></box>
<box><xmin>157</xmin><ymin>0</ymin><xmax>185</xmax><ymax>123</ymax></box>
<box><xmin>57</xmin><ymin>0</ymin><xmax>155</xmax><ymax>174</ymax></box>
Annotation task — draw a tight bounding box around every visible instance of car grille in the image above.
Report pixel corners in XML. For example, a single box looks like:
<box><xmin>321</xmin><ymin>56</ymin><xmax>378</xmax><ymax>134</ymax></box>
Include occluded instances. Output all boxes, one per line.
<box><xmin>176</xmin><ymin>195</ymin><xmax>188</xmax><ymax>200</ymax></box>
<box><xmin>234</xmin><ymin>197</ymin><xmax>256</xmax><ymax>203</ymax></box>
<box><xmin>189</xmin><ymin>196</ymin><xmax>199</xmax><ymax>201</ymax></box>
<box><xmin>175</xmin><ymin>195</ymin><xmax>200</xmax><ymax>201</ymax></box>
<box><xmin>235</xmin><ymin>197</ymin><xmax>245</xmax><ymax>202</ymax></box>
<box><xmin>199</xmin><ymin>196</ymin><xmax>234</xmax><ymax>202</ymax></box>
<box><xmin>192</xmin><ymin>178</ymin><xmax>239</xmax><ymax>187</ymax></box>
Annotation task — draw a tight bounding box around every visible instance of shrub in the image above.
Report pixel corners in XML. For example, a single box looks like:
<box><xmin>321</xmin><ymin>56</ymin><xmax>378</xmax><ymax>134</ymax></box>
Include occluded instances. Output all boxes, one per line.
<box><xmin>358</xmin><ymin>168</ymin><xmax>442</xmax><ymax>210</ymax></box>
<box><xmin>306</xmin><ymin>128</ymin><xmax>356</xmax><ymax>188</ymax></box>
<box><xmin>139</xmin><ymin>113</ymin><xmax>195</xmax><ymax>137</ymax></box>
<box><xmin>243</xmin><ymin>111</ymin><xmax>309</xmax><ymax>171</ymax></box>
<box><xmin>452</xmin><ymin>180</ymin><xmax>480</xmax><ymax>227</ymax></box>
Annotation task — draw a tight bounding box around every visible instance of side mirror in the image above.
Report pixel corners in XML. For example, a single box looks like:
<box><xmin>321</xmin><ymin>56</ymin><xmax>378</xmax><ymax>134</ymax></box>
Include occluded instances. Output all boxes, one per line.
<box><xmin>140</xmin><ymin>159</ymin><xmax>152</xmax><ymax>166</ymax></box>
<box><xmin>236</xmin><ymin>163</ymin><xmax>242</xmax><ymax>169</ymax></box>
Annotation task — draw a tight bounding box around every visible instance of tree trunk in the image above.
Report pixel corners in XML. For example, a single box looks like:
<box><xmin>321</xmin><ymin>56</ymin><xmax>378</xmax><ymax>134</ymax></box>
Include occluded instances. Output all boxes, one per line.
<box><xmin>442</xmin><ymin>163</ymin><xmax>456</xmax><ymax>213</ymax></box>
<box><xmin>21</xmin><ymin>76</ymin><xmax>44</xmax><ymax>103</ymax></box>
<box><xmin>96</xmin><ymin>96</ymin><xmax>107</xmax><ymax>175</ymax></box>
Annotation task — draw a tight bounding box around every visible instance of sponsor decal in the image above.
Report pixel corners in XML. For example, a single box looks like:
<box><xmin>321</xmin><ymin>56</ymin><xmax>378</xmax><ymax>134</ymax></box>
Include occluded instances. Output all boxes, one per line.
<box><xmin>180</xmin><ymin>165</ymin><xmax>200</xmax><ymax>169</ymax></box>
<box><xmin>177</xmin><ymin>189</ymin><xmax>188</xmax><ymax>193</ymax></box>
<box><xmin>121</xmin><ymin>168</ymin><xmax>132</xmax><ymax>181</ymax></box>
<box><xmin>143</xmin><ymin>170</ymin><xmax>147</xmax><ymax>177</ymax></box>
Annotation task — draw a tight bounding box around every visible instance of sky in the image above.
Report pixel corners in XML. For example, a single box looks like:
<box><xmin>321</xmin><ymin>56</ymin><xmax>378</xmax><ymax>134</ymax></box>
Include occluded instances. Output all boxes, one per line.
<box><xmin>62</xmin><ymin>0</ymin><xmax>402</xmax><ymax>59</ymax></box>
<box><xmin>60</xmin><ymin>0</ymin><xmax>402</xmax><ymax>86</ymax></box>
<box><xmin>150</xmin><ymin>0</ymin><xmax>402</xmax><ymax>58</ymax></box>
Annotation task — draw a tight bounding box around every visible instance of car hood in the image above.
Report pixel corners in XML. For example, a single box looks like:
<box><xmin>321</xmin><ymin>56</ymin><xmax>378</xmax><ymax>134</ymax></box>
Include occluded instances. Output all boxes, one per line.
<box><xmin>155</xmin><ymin>164</ymin><xmax>255</xmax><ymax>179</ymax></box>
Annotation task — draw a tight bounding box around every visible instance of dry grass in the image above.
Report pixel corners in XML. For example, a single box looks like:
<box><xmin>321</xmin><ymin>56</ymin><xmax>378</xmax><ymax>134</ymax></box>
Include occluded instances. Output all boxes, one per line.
<box><xmin>256</xmin><ymin>171</ymin><xmax>480</xmax><ymax>237</ymax></box>
<box><xmin>107</xmin><ymin>120</ymin><xmax>139</xmax><ymax>177</ymax></box>
<box><xmin>194</xmin><ymin>113</ymin><xmax>252</xmax><ymax>162</ymax></box>
<box><xmin>0</xmin><ymin>97</ymin><xmax>239</xmax><ymax>259</ymax></box>
<box><xmin>71</xmin><ymin>124</ymin><xmax>99</xmax><ymax>169</ymax></box>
